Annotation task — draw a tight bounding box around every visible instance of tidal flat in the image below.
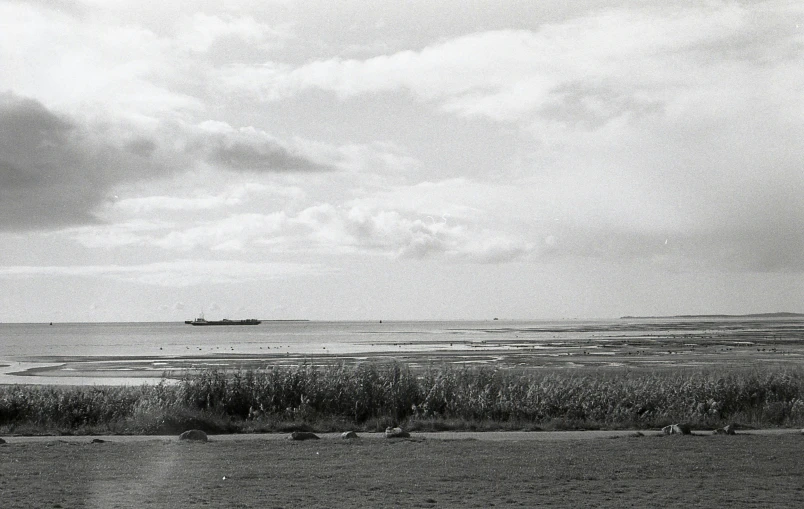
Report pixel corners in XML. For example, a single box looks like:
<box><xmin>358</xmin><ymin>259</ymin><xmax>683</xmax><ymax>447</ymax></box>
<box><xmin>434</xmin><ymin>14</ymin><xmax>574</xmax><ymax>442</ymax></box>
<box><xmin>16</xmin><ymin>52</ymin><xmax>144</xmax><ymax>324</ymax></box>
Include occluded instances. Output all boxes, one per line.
<box><xmin>2</xmin><ymin>318</ymin><xmax>803</xmax><ymax>435</ymax></box>
<box><xmin>4</xmin><ymin>317</ymin><xmax>804</xmax><ymax>384</ymax></box>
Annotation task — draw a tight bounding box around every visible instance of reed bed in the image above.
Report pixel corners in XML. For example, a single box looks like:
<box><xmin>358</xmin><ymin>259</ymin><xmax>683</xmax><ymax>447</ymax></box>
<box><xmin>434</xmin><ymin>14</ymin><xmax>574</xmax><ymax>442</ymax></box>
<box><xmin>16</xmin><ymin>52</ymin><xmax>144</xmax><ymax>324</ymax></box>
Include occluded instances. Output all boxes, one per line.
<box><xmin>2</xmin><ymin>363</ymin><xmax>804</xmax><ymax>435</ymax></box>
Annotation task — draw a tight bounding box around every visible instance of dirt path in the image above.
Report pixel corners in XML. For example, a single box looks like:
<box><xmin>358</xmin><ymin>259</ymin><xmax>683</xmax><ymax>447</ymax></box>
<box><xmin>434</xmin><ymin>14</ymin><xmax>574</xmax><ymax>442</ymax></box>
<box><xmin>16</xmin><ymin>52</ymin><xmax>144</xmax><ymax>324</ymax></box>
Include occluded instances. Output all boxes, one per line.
<box><xmin>1</xmin><ymin>431</ymin><xmax>802</xmax><ymax>508</ymax></box>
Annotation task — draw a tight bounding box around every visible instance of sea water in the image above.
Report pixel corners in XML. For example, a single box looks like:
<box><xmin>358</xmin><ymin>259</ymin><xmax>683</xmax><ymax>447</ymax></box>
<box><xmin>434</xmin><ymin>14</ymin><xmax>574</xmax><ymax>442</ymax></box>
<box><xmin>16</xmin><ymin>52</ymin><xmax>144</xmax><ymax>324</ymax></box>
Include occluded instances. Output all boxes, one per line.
<box><xmin>0</xmin><ymin>320</ymin><xmax>609</xmax><ymax>358</ymax></box>
<box><xmin>0</xmin><ymin>320</ymin><xmax>591</xmax><ymax>384</ymax></box>
<box><xmin>1</xmin><ymin>318</ymin><xmax>802</xmax><ymax>385</ymax></box>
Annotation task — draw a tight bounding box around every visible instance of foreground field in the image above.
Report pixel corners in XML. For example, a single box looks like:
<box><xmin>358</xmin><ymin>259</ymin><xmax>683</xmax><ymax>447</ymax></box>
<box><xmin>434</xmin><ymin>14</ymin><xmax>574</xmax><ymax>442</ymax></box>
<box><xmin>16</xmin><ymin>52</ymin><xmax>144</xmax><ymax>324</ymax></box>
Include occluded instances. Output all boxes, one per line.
<box><xmin>1</xmin><ymin>433</ymin><xmax>802</xmax><ymax>508</ymax></box>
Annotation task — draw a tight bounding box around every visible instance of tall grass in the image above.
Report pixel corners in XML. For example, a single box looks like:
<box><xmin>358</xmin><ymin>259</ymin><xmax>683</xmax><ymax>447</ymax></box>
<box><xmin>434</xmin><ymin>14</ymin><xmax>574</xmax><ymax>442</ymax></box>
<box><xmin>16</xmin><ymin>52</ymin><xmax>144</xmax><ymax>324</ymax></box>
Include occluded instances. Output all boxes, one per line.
<box><xmin>2</xmin><ymin>363</ymin><xmax>804</xmax><ymax>434</ymax></box>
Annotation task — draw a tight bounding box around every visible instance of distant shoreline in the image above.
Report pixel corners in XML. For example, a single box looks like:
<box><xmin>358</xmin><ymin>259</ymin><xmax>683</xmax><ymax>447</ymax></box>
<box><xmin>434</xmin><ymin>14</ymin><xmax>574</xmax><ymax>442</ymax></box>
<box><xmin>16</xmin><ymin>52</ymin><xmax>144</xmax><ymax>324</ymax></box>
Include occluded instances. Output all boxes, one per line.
<box><xmin>621</xmin><ymin>312</ymin><xmax>804</xmax><ymax>319</ymax></box>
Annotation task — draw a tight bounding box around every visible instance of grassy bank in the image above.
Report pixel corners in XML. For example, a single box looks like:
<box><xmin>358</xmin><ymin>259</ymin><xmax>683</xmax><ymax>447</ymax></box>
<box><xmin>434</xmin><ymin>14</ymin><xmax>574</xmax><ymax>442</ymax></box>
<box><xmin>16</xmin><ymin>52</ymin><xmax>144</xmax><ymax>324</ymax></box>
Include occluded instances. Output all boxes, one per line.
<box><xmin>2</xmin><ymin>363</ymin><xmax>804</xmax><ymax>435</ymax></box>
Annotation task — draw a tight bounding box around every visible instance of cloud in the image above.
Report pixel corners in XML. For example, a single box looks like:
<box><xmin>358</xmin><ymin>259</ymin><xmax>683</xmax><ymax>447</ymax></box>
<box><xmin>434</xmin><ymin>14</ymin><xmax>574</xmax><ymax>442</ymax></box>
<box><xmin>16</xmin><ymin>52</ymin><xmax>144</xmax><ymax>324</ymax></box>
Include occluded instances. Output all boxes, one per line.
<box><xmin>68</xmin><ymin>212</ymin><xmax>287</xmax><ymax>252</ymax></box>
<box><xmin>67</xmin><ymin>186</ymin><xmax>534</xmax><ymax>263</ymax></box>
<box><xmin>193</xmin><ymin>121</ymin><xmax>330</xmax><ymax>172</ymax></box>
<box><xmin>176</xmin><ymin>12</ymin><xmax>291</xmax><ymax>54</ymax></box>
<box><xmin>4</xmin><ymin>1</ymin><xmax>801</xmax><ymax>274</ymax></box>
<box><xmin>0</xmin><ymin>259</ymin><xmax>329</xmax><ymax>287</ymax></box>
<box><xmin>114</xmin><ymin>194</ymin><xmax>243</xmax><ymax>214</ymax></box>
<box><xmin>325</xmin><ymin>173</ymin><xmax>804</xmax><ymax>271</ymax></box>
<box><xmin>218</xmin><ymin>3</ymin><xmax>802</xmax><ymax>125</ymax></box>
<box><xmin>109</xmin><ymin>182</ymin><xmax>298</xmax><ymax>214</ymax></box>
<box><xmin>152</xmin><ymin>213</ymin><xmax>287</xmax><ymax>251</ymax></box>
<box><xmin>290</xmin><ymin>203</ymin><xmax>534</xmax><ymax>262</ymax></box>
<box><xmin>0</xmin><ymin>93</ymin><xmax>152</xmax><ymax>229</ymax></box>
<box><xmin>6</xmin><ymin>0</ymin><xmax>83</xmax><ymax>14</ymax></box>
<box><xmin>0</xmin><ymin>2</ymin><xmax>198</xmax><ymax>117</ymax></box>
<box><xmin>0</xmin><ymin>94</ymin><xmax>334</xmax><ymax>231</ymax></box>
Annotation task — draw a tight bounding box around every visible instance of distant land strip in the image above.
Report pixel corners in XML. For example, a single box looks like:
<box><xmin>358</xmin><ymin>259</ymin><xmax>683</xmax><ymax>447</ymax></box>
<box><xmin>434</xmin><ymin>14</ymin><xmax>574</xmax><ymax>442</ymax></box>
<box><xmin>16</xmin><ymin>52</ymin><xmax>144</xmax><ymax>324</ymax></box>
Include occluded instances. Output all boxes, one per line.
<box><xmin>620</xmin><ymin>312</ymin><xmax>804</xmax><ymax>319</ymax></box>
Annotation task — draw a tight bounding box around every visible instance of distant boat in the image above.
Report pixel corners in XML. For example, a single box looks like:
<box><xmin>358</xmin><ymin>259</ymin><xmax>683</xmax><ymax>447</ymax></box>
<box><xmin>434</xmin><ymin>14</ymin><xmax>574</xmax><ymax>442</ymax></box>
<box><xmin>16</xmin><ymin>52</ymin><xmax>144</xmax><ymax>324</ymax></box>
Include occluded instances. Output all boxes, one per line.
<box><xmin>186</xmin><ymin>317</ymin><xmax>261</xmax><ymax>326</ymax></box>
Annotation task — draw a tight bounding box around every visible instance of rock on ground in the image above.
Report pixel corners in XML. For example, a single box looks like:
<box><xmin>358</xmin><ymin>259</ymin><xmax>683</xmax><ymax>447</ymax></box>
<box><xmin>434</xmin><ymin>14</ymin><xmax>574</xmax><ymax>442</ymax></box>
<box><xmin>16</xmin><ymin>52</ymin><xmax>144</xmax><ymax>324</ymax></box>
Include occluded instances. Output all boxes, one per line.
<box><xmin>341</xmin><ymin>431</ymin><xmax>359</xmax><ymax>439</ymax></box>
<box><xmin>662</xmin><ymin>424</ymin><xmax>692</xmax><ymax>435</ymax></box>
<box><xmin>714</xmin><ymin>425</ymin><xmax>737</xmax><ymax>435</ymax></box>
<box><xmin>384</xmin><ymin>427</ymin><xmax>411</xmax><ymax>439</ymax></box>
<box><xmin>0</xmin><ymin>437</ymin><xmax>6</xmax><ymax>444</ymax></box>
<box><xmin>290</xmin><ymin>431</ymin><xmax>320</xmax><ymax>441</ymax></box>
<box><xmin>179</xmin><ymin>429</ymin><xmax>209</xmax><ymax>442</ymax></box>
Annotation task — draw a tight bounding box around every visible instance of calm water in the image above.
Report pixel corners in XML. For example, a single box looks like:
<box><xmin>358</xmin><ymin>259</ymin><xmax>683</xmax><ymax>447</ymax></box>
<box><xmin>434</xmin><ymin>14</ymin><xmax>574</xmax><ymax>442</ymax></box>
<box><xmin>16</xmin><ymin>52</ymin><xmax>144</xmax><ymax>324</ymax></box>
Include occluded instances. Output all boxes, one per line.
<box><xmin>0</xmin><ymin>320</ymin><xmax>609</xmax><ymax>358</ymax></box>
<box><xmin>3</xmin><ymin>318</ymin><xmax>804</xmax><ymax>358</ymax></box>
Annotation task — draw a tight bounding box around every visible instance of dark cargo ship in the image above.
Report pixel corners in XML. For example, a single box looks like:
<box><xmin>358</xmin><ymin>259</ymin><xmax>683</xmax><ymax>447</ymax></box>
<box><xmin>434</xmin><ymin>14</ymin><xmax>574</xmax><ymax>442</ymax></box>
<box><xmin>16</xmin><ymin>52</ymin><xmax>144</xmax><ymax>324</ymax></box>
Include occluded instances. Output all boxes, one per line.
<box><xmin>185</xmin><ymin>317</ymin><xmax>261</xmax><ymax>326</ymax></box>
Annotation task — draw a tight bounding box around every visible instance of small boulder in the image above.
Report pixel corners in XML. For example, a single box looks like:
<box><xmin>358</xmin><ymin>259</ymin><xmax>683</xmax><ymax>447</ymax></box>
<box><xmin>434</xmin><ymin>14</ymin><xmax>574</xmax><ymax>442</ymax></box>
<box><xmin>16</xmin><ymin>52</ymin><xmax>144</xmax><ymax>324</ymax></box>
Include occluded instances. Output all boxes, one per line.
<box><xmin>341</xmin><ymin>431</ymin><xmax>359</xmax><ymax>439</ymax></box>
<box><xmin>714</xmin><ymin>425</ymin><xmax>736</xmax><ymax>435</ymax></box>
<box><xmin>662</xmin><ymin>423</ymin><xmax>691</xmax><ymax>435</ymax></box>
<box><xmin>290</xmin><ymin>431</ymin><xmax>319</xmax><ymax>441</ymax></box>
<box><xmin>0</xmin><ymin>437</ymin><xmax>6</xmax><ymax>444</ymax></box>
<box><xmin>179</xmin><ymin>429</ymin><xmax>208</xmax><ymax>442</ymax></box>
<box><xmin>384</xmin><ymin>427</ymin><xmax>410</xmax><ymax>439</ymax></box>
<box><xmin>91</xmin><ymin>438</ymin><xmax>106</xmax><ymax>443</ymax></box>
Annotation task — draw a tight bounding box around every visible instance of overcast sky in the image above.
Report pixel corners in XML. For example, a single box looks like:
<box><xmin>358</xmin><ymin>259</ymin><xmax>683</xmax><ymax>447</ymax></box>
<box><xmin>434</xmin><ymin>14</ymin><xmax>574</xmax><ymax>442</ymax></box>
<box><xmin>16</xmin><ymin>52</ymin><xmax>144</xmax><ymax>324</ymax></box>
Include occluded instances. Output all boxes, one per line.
<box><xmin>0</xmin><ymin>0</ymin><xmax>802</xmax><ymax>322</ymax></box>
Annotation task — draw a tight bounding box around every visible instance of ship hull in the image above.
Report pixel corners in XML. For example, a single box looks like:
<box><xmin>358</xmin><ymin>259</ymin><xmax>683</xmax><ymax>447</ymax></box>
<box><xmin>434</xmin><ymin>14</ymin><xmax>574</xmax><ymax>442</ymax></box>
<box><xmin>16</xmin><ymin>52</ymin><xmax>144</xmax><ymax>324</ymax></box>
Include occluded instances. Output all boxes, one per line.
<box><xmin>187</xmin><ymin>319</ymin><xmax>261</xmax><ymax>326</ymax></box>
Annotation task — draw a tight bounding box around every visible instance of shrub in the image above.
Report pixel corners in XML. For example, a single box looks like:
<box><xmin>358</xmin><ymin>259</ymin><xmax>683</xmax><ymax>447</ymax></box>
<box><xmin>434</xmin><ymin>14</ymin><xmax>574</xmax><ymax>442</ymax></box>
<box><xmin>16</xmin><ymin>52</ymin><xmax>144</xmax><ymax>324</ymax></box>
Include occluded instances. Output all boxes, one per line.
<box><xmin>2</xmin><ymin>364</ymin><xmax>804</xmax><ymax>433</ymax></box>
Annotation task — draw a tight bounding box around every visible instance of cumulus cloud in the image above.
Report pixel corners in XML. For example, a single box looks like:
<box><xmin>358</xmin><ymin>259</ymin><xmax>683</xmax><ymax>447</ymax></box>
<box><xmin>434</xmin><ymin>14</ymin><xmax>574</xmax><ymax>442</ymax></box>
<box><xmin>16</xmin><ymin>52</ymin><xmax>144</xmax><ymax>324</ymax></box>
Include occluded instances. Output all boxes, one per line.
<box><xmin>216</xmin><ymin>4</ymin><xmax>796</xmax><ymax>121</ymax></box>
<box><xmin>67</xmin><ymin>190</ymin><xmax>534</xmax><ymax>263</ymax></box>
<box><xmin>0</xmin><ymin>93</ymin><xmax>156</xmax><ymax>229</ymax></box>
<box><xmin>192</xmin><ymin>121</ymin><xmax>330</xmax><ymax>172</ymax></box>
<box><xmin>286</xmin><ymin>203</ymin><xmax>534</xmax><ymax>262</ymax></box>
<box><xmin>0</xmin><ymin>94</ymin><xmax>334</xmax><ymax>231</ymax></box>
<box><xmin>64</xmin><ymin>164</ymin><xmax>804</xmax><ymax>271</ymax></box>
